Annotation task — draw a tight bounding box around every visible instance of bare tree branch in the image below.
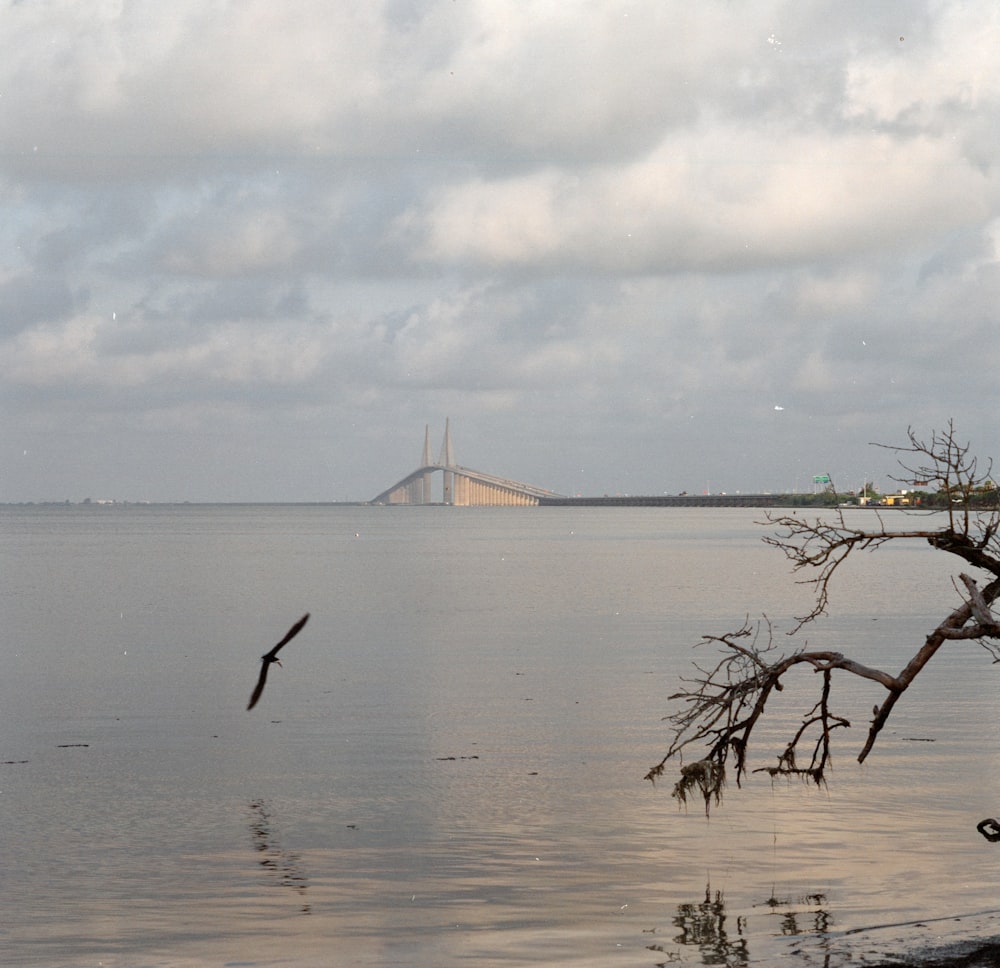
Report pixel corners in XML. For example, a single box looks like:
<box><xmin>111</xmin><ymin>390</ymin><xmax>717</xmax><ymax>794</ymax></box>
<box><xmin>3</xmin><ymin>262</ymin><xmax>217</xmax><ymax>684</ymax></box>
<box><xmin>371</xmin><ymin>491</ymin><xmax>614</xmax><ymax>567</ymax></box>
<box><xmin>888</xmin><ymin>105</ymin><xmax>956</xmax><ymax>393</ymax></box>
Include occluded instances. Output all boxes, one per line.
<box><xmin>648</xmin><ymin>423</ymin><xmax>1000</xmax><ymax>813</ymax></box>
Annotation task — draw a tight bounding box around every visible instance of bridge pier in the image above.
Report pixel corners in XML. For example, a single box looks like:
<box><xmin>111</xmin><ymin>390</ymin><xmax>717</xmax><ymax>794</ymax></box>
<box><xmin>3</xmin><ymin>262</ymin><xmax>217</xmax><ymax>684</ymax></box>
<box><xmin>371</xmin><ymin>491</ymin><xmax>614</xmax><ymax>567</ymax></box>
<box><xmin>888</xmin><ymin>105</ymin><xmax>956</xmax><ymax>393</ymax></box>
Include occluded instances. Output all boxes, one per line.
<box><xmin>450</xmin><ymin>473</ymin><xmax>538</xmax><ymax>506</ymax></box>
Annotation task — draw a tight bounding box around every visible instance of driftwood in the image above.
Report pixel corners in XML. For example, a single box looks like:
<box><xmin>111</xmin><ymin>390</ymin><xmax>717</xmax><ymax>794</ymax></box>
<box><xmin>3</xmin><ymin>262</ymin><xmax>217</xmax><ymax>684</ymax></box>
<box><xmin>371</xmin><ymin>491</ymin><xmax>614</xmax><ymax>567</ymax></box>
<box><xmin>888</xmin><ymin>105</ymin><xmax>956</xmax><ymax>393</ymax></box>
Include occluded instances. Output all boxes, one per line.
<box><xmin>647</xmin><ymin>423</ymin><xmax>1000</xmax><ymax>813</ymax></box>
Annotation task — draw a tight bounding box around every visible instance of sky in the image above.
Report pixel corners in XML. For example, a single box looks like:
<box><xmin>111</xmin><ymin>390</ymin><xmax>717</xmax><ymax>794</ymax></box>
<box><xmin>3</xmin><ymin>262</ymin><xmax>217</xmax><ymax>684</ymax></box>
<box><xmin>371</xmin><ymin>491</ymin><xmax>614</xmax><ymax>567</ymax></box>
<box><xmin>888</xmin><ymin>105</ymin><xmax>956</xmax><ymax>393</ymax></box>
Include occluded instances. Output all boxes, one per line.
<box><xmin>2</xmin><ymin>1</ymin><xmax>999</xmax><ymax>503</ymax></box>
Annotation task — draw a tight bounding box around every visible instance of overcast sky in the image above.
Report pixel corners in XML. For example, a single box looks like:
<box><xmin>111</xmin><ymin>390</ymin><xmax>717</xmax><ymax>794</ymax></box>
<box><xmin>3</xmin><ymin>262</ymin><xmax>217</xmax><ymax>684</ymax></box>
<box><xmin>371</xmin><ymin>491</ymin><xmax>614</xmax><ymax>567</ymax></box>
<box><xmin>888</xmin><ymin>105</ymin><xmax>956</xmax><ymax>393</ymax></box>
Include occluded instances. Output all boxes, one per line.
<box><xmin>2</xmin><ymin>1</ymin><xmax>998</xmax><ymax>503</ymax></box>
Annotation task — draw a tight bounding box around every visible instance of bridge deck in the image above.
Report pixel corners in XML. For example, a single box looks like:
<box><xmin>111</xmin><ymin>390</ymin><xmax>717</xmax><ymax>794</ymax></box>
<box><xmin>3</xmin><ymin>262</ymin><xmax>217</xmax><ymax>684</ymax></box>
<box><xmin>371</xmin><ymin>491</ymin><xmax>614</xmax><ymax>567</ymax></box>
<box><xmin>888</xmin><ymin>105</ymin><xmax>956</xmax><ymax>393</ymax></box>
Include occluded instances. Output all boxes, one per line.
<box><xmin>537</xmin><ymin>494</ymin><xmax>832</xmax><ymax>508</ymax></box>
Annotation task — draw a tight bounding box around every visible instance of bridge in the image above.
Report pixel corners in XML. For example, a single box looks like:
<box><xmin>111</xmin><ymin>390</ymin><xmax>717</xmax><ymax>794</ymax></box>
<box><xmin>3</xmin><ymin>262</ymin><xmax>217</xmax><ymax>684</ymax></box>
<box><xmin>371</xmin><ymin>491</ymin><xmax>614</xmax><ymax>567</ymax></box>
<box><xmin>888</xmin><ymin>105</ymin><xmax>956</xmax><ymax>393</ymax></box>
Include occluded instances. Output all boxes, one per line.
<box><xmin>371</xmin><ymin>420</ymin><xmax>560</xmax><ymax>506</ymax></box>
<box><xmin>371</xmin><ymin>423</ymin><xmax>830</xmax><ymax>508</ymax></box>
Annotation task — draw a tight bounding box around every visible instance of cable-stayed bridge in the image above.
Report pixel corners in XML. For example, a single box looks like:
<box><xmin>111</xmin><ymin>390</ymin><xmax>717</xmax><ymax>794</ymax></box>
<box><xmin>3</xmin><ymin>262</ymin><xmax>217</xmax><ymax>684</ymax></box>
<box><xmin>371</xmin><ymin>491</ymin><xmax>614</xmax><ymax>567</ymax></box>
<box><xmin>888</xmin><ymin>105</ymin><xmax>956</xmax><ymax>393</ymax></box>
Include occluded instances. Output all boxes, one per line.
<box><xmin>371</xmin><ymin>420</ymin><xmax>559</xmax><ymax>506</ymax></box>
<box><xmin>371</xmin><ymin>421</ymin><xmax>814</xmax><ymax>508</ymax></box>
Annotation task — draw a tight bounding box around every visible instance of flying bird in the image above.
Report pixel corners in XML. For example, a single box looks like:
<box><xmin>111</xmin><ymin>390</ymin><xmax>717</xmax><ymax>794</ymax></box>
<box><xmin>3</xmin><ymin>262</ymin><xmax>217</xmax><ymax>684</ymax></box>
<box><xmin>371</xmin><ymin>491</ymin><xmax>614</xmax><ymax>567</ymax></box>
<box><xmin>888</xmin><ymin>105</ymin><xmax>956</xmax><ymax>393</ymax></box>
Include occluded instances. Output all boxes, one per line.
<box><xmin>247</xmin><ymin>613</ymin><xmax>310</xmax><ymax>710</ymax></box>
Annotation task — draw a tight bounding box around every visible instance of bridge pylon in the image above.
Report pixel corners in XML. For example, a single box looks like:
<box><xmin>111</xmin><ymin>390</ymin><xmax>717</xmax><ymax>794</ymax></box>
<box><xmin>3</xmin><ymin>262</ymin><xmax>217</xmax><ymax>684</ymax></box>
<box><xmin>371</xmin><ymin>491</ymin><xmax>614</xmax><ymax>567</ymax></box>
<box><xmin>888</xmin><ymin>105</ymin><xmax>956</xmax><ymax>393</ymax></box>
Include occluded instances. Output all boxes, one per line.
<box><xmin>421</xmin><ymin>425</ymin><xmax>434</xmax><ymax>503</ymax></box>
<box><xmin>439</xmin><ymin>418</ymin><xmax>455</xmax><ymax>503</ymax></box>
<box><xmin>437</xmin><ymin>418</ymin><xmax>455</xmax><ymax>467</ymax></box>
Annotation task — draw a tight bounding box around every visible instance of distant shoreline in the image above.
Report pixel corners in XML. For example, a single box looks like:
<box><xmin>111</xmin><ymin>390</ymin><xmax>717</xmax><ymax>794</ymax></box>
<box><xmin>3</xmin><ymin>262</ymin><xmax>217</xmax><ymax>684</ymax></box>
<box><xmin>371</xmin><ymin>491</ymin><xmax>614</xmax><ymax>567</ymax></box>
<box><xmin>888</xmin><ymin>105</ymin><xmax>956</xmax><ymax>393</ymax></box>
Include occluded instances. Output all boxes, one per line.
<box><xmin>2</xmin><ymin>495</ymin><xmax>923</xmax><ymax>510</ymax></box>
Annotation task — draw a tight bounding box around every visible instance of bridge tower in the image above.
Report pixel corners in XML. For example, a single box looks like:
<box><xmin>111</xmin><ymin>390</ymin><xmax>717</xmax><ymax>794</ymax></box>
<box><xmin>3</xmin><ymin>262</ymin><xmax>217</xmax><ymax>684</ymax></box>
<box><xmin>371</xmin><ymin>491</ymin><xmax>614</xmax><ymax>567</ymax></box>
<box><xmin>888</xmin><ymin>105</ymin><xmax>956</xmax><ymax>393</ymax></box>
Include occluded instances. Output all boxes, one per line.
<box><xmin>438</xmin><ymin>417</ymin><xmax>455</xmax><ymax>467</ymax></box>
<box><xmin>439</xmin><ymin>417</ymin><xmax>455</xmax><ymax>504</ymax></box>
<box><xmin>421</xmin><ymin>425</ymin><xmax>434</xmax><ymax>504</ymax></box>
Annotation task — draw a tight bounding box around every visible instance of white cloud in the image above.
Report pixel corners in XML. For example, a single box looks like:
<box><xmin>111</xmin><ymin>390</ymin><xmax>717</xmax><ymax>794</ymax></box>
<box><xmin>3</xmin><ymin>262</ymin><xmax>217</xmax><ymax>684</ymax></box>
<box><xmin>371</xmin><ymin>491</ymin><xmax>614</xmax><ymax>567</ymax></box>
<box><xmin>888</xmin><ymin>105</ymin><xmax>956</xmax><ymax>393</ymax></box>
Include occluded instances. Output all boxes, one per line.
<box><xmin>4</xmin><ymin>312</ymin><xmax>325</xmax><ymax>392</ymax></box>
<box><xmin>402</xmin><ymin>127</ymin><xmax>998</xmax><ymax>272</ymax></box>
<box><xmin>844</xmin><ymin>5</ymin><xmax>1000</xmax><ymax>125</ymax></box>
<box><xmin>159</xmin><ymin>209</ymin><xmax>303</xmax><ymax>277</ymax></box>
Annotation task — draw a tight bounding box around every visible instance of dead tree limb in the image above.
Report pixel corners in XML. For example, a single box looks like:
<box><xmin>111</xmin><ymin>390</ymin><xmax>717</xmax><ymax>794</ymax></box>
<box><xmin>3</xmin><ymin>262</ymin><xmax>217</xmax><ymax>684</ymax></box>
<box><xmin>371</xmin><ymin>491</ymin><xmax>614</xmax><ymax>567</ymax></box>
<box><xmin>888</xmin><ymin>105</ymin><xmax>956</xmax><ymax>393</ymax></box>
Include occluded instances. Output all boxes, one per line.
<box><xmin>648</xmin><ymin>423</ymin><xmax>1000</xmax><ymax>813</ymax></box>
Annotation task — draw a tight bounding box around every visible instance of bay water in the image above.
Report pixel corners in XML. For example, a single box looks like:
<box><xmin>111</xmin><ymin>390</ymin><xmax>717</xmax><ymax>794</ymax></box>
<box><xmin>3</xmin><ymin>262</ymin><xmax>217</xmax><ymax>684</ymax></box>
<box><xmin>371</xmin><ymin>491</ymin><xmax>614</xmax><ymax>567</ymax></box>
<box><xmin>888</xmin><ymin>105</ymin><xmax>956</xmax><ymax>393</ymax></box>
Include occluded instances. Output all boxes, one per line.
<box><xmin>3</xmin><ymin>504</ymin><xmax>1000</xmax><ymax>966</ymax></box>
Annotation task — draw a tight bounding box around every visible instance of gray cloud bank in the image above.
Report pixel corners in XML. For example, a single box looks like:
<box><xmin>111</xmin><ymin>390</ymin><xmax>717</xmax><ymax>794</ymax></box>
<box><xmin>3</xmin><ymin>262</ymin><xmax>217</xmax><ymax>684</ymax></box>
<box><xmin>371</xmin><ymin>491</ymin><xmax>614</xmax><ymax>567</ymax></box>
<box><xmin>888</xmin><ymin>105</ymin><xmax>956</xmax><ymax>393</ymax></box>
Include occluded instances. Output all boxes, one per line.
<box><xmin>2</xmin><ymin>1</ymin><xmax>999</xmax><ymax>502</ymax></box>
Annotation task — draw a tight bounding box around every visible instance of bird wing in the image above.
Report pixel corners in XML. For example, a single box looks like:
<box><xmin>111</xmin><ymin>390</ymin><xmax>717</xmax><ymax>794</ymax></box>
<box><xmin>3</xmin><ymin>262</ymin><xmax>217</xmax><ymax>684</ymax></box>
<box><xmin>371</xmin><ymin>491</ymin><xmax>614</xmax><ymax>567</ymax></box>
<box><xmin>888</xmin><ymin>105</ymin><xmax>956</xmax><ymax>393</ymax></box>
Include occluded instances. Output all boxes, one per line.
<box><xmin>247</xmin><ymin>662</ymin><xmax>270</xmax><ymax>710</ymax></box>
<box><xmin>247</xmin><ymin>613</ymin><xmax>310</xmax><ymax>710</ymax></box>
<box><xmin>263</xmin><ymin>612</ymin><xmax>310</xmax><ymax>661</ymax></box>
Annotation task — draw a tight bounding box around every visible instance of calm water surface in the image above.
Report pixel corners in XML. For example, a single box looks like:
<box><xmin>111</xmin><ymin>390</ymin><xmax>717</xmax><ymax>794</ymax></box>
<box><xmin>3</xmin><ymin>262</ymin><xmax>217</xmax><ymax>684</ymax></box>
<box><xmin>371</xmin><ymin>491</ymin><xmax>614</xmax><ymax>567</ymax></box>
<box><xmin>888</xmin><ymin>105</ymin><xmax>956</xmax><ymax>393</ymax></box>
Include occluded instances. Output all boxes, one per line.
<box><xmin>2</xmin><ymin>505</ymin><xmax>1000</xmax><ymax>967</ymax></box>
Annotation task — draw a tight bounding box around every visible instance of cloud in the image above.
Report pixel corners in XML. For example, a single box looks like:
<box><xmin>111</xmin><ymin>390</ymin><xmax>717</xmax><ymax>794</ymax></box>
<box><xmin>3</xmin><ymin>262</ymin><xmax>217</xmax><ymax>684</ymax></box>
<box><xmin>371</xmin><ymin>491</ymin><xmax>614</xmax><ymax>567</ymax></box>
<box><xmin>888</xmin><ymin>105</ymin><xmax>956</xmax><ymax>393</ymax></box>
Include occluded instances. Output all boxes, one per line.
<box><xmin>1</xmin><ymin>1</ymin><xmax>999</xmax><ymax>502</ymax></box>
<box><xmin>843</xmin><ymin>6</ymin><xmax>1000</xmax><ymax>129</ymax></box>
<box><xmin>400</xmin><ymin>128</ymin><xmax>997</xmax><ymax>272</ymax></box>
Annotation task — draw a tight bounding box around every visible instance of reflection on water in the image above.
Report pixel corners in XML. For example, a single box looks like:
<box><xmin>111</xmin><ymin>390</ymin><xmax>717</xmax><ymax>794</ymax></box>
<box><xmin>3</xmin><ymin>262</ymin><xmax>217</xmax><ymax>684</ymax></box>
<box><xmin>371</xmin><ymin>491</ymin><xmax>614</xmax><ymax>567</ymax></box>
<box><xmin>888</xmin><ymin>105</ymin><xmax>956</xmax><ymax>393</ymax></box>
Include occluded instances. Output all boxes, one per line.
<box><xmin>755</xmin><ymin>890</ymin><xmax>830</xmax><ymax>938</ymax></box>
<box><xmin>249</xmin><ymin>798</ymin><xmax>311</xmax><ymax>914</ymax></box>
<box><xmin>672</xmin><ymin>885</ymin><xmax>749</xmax><ymax>965</ymax></box>
<box><xmin>650</xmin><ymin>887</ymin><xmax>831</xmax><ymax>966</ymax></box>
